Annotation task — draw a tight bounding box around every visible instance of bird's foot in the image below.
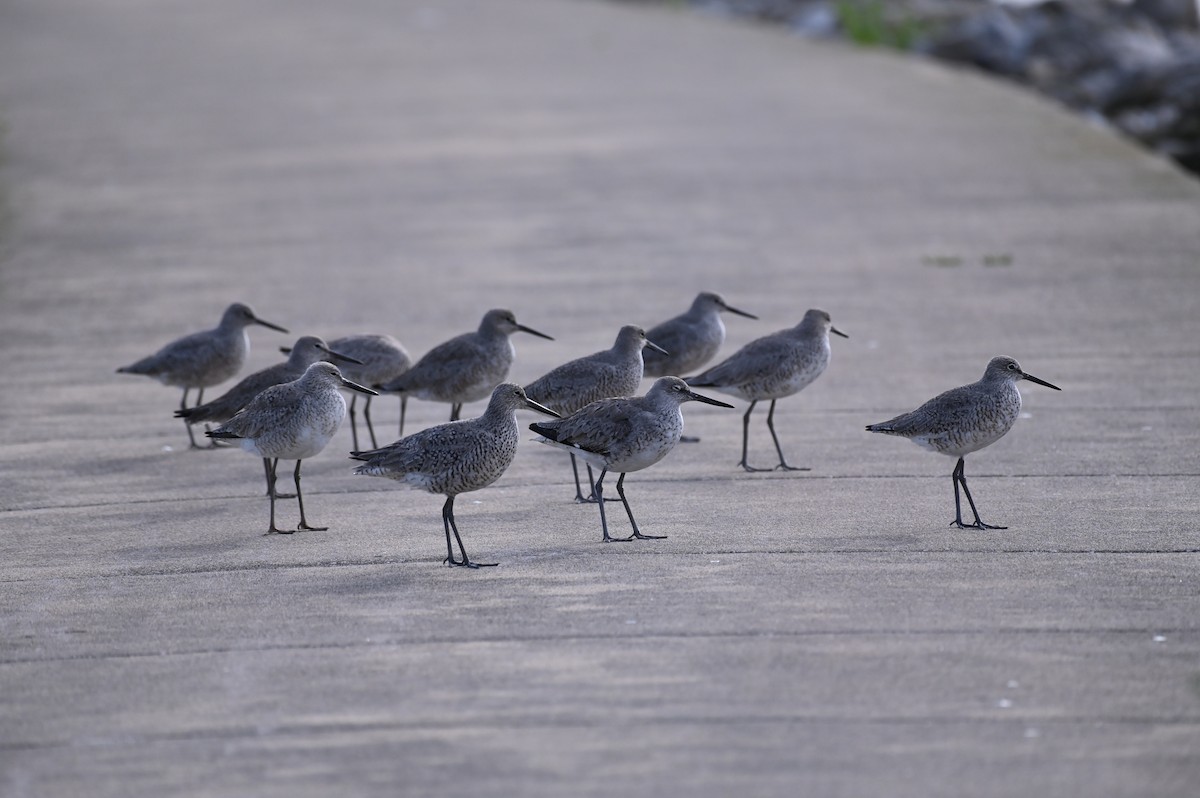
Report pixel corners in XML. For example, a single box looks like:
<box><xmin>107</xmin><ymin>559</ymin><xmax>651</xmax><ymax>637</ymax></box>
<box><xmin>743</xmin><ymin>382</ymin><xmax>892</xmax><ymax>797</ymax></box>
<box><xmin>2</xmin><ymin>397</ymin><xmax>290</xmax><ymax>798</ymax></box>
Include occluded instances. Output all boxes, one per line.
<box><xmin>775</xmin><ymin>463</ymin><xmax>811</xmax><ymax>472</ymax></box>
<box><xmin>297</xmin><ymin>523</ymin><xmax>329</xmax><ymax>532</ymax></box>
<box><xmin>449</xmin><ymin>559</ymin><xmax>498</xmax><ymax>569</ymax></box>
<box><xmin>575</xmin><ymin>494</ymin><xmax>616</xmax><ymax>504</ymax></box>
<box><xmin>603</xmin><ymin>534</ymin><xmax>634</xmax><ymax>543</ymax></box>
<box><xmin>739</xmin><ymin>462</ymin><xmax>771</xmax><ymax>473</ymax></box>
<box><xmin>265</xmin><ymin>527</ymin><xmax>294</xmax><ymax>536</ymax></box>
<box><xmin>950</xmin><ymin>520</ymin><xmax>1008</xmax><ymax>531</ymax></box>
<box><xmin>630</xmin><ymin>531</ymin><xmax>667</xmax><ymax>540</ymax></box>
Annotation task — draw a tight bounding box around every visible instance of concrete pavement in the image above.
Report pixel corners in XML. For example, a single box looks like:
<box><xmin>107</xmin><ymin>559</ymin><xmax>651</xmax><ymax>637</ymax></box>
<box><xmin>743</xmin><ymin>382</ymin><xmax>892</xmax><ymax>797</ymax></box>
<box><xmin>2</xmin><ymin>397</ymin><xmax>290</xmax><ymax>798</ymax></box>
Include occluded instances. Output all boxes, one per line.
<box><xmin>1</xmin><ymin>0</ymin><xmax>1199</xmax><ymax>795</ymax></box>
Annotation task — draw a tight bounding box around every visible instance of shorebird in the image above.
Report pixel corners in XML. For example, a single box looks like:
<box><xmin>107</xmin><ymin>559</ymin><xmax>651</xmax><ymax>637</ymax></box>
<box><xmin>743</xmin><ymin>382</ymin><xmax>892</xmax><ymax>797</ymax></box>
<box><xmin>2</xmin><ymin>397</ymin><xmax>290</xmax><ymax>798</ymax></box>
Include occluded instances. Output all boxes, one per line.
<box><xmin>524</xmin><ymin>325</ymin><xmax>668</xmax><ymax>502</ymax></box>
<box><xmin>207</xmin><ymin>362</ymin><xmax>377</xmax><ymax>534</ymax></box>
<box><xmin>117</xmin><ymin>302</ymin><xmax>289</xmax><ymax>448</ymax></box>
<box><xmin>642</xmin><ymin>292</ymin><xmax>758</xmax><ymax>378</ymax></box>
<box><xmin>377</xmin><ymin>309</ymin><xmax>552</xmax><ymax>435</ymax></box>
<box><xmin>351</xmin><ymin>383</ymin><xmax>559</xmax><ymax>568</ymax></box>
<box><xmin>531</xmin><ymin>377</ymin><xmax>733</xmax><ymax>542</ymax></box>
<box><xmin>288</xmin><ymin>334</ymin><xmax>411</xmax><ymax>451</ymax></box>
<box><xmin>865</xmin><ymin>356</ymin><xmax>1061</xmax><ymax>530</ymax></box>
<box><xmin>179</xmin><ymin>335</ymin><xmax>362</xmax><ymax>494</ymax></box>
<box><xmin>687</xmin><ymin>308</ymin><xmax>847</xmax><ymax>472</ymax></box>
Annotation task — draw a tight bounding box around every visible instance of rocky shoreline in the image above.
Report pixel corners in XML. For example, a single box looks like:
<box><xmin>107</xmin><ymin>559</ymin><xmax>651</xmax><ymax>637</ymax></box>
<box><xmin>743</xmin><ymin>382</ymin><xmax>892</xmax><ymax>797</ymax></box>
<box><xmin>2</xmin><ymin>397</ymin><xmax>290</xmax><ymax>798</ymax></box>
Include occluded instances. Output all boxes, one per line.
<box><xmin>639</xmin><ymin>0</ymin><xmax>1200</xmax><ymax>175</ymax></box>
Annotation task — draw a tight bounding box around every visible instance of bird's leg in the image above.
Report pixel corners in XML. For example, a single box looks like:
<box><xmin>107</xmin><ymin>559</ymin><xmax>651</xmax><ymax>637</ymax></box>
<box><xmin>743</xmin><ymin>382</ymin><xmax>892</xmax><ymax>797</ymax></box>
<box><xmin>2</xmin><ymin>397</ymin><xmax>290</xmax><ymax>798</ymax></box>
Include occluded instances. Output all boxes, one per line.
<box><xmin>573</xmin><ymin>459</ymin><xmax>613</xmax><ymax>503</ymax></box>
<box><xmin>767</xmin><ymin>399</ymin><xmax>809</xmax><ymax>472</ymax></box>
<box><xmin>264</xmin><ymin>457</ymin><xmax>295</xmax><ymax>499</ymax></box>
<box><xmin>399</xmin><ymin>396</ymin><xmax>407</xmax><ymax>438</ymax></box>
<box><xmin>181</xmin><ymin>387</ymin><xmax>220</xmax><ymax>450</ymax></box>
<box><xmin>570</xmin><ymin>454</ymin><xmax>588</xmax><ymax>503</ymax></box>
<box><xmin>363</xmin><ymin>395</ymin><xmax>378</xmax><ymax>449</ymax></box>
<box><xmin>443</xmin><ymin>495</ymin><xmax>496</xmax><ymax>568</ymax></box>
<box><xmin>951</xmin><ymin>457</ymin><xmax>1006</xmax><ymax>531</ymax></box>
<box><xmin>617</xmin><ymin>473</ymin><xmax>665</xmax><ymax>540</ymax></box>
<box><xmin>347</xmin><ymin>393</ymin><xmax>360</xmax><ymax>452</ymax></box>
<box><xmin>595</xmin><ymin>469</ymin><xmax>630</xmax><ymax>542</ymax></box>
<box><xmin>294</xmin><ymin>460</ymin><xmax>328</xmax><ymax>532</ymax></box>
<box><xmin>442</xmin><ymin>496</ymin><xmax>461</xmax><ymax>565</ymax></box>
<box><xmin>180</xmin><ymin>388</ymin><xmax>200</xmax><ymax>449</ymax></box>
<box><xmin>264</xmin><ymin>458</ymin><xmax>289</xmax><ymax>535</ymax></box>
<box><xmin>450</xmin><ymin>403</ymin><xmax>462</xmax><ymax>422</ymax></box>
<box><xmin>738</xmin><ymin>400</ymin><xmax>768</xmax><ymax>472</ymax></box>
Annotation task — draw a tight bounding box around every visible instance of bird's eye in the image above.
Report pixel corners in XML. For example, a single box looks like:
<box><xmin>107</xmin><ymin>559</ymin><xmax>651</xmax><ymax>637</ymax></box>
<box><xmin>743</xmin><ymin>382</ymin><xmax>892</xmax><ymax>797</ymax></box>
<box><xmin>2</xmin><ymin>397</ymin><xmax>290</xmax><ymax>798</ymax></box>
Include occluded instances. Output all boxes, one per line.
<box><xmin>1008</xmin><ymin>363</ymin><xmax>1019</xmax><ymax>371</ymax></box>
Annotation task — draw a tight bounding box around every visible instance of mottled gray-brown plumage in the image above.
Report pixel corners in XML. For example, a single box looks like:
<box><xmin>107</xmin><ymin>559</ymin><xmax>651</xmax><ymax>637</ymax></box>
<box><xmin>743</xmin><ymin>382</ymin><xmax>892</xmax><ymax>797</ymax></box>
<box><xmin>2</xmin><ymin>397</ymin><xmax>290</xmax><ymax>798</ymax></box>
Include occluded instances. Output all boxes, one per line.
<box><xmin>117</xmin><ymin>302</ymin><xmax>288</xmax><ymax>447</ymax></box>
<box><xmin>208</xmin><ymin>362</ymin><xmax>377</xmax><ymax>534</ymax></box>
<box><xmin>177</xmin><ymin>335</ymin><xmax>360</xmax><ymax>427</ymax></box>
<box><xmin>377</xmin><ymin>309</ymin><xmax>552</xmax><ymax>432</ymax></box>
<box><xmin>688</xmin><ymin>308</ymin><xmax>847</xmax><ymax>472</ymax></box>
<box><xmin>531</xmin><ymin>377</ymin><xmax>733</xmax><ymax>542</ymax></box>
<box><xmin>866</xmin><ymin>355</ymin><xmax>1061</xmax><ymax>529</ymax></box>
<box><xmin>351</xmin><ymin>383</ymin><xmax>558</xmax><ymax>568</ymax></box>
<box><xmin>642</xmin><ymin>292</ymin><xmax>757</xmax><ymax>378</ymax></box>
<box><xmin>525</xmin><ymin>325</ymin><xmax>668</xmax><ymax>501</ymax></box>
<box><xmin>324</xmin><ymin>334</ymin><xmax>412</xmax><ymax>450</ymax></box>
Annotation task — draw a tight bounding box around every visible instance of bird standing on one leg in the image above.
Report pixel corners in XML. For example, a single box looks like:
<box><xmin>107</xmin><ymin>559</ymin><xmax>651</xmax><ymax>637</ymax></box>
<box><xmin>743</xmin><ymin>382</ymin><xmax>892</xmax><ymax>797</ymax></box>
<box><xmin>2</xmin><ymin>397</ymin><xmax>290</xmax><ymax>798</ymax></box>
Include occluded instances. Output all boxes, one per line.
<box><xmin>376</xmin><ymin>309</ymin><xmax>552</xmax><ymax>436</ymax></box>
<box><xmin>530</xmin><ymin>377</ymin><xmax>734</xmax><ymax>542</ymax></box>
<box><xmin>865</xmin><ymin>355</ymin><xmax>1061</xmax><ymax>530</ymax></box>
<box><xmin>351</xmin><ymin>383</ymin><xmax>559</xmax><ymax>568</ymax></box>
<box><xmin>207</xmin><ymin>362</ymin><xmax>377</xmax><ymax>534</ymax></box>
<box><xmin>524</xmin><ymin>325</ymin><xmax>668</xmax><ymax>502</ymax></box>
<box><xmin>117</xmin><ymin>302</ymin><xmax>289</xmax><ymax>448</ymax></box>
<box><xmin>687</xmin><ymin>308</ymin><xmax>847</xmax><ymax>472</ymax></box>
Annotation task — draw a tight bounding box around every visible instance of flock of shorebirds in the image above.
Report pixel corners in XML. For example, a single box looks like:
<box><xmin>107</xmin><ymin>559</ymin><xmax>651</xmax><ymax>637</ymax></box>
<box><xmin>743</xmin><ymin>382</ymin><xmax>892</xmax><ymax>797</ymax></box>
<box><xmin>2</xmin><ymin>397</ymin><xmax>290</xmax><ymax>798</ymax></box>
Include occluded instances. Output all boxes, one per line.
<box><xmin>117</xmin><ymin>293</ymin><xmax>1060</xmax><ymax>568</ymax></box>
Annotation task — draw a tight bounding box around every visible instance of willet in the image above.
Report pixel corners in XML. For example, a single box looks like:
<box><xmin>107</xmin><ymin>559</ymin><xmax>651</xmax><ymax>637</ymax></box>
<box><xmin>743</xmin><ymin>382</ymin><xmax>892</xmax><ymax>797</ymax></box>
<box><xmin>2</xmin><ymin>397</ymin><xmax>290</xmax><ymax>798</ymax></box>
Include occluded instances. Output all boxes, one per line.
<box><xmin>865</xmin><ymin>356</ymin><xmax>1061</xmax><ymax>530</ymax></box>
<box><xmin>207</xmin><ymin>362</ymin><xmax>378</xmax><ymax>534</ymax></box>
<box><xmin>687</xmin><ymin>308</ymin><xmax>847</xmax><ymax>472</ymax></box>
<box><xmin>377</xmin><ymin>309</ymin><xmax>552</xmax><ymax>435</ymax></box>
<box><xmin>531</xmin><ymin>377</ymin><xmax>733</xmax><ymax>542</ymax></box>
<box><xmin>524</xmin><ymin>325</ymin><xmax>668</xmax><ymax>501</ymax></box>
<box><xmin>351</xmin><ymin>383</ymin><xmax>559</xmax><ymax>568</ymax></box>
<box><xmin>643</xmin><ymin>292</ymin><xmax>758</xmax><ymax>378</ymax></box>
<box><xmin>297</xmin><ymin>334</ymin><xmax>412</xmax><ymax>451</ymax></box>
<box><xmin>179</xmin><ymin>335</ymin><xmax>362</xmax><ymax>495</ymax></box>
<box><xmin>117</xmin><ymin>302</ymin><xmax>289</xmax><ymax>448</ymax></box>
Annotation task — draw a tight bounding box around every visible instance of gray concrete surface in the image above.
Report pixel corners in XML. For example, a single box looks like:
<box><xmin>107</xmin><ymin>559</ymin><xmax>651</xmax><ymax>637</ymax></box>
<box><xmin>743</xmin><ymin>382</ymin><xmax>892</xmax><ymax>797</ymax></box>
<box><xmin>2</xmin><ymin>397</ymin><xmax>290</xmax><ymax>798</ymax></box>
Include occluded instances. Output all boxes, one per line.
<box><xmin>1</xmin><ymin>0</ymin><xmax>1199</xmax><ymax>795</ymax></box>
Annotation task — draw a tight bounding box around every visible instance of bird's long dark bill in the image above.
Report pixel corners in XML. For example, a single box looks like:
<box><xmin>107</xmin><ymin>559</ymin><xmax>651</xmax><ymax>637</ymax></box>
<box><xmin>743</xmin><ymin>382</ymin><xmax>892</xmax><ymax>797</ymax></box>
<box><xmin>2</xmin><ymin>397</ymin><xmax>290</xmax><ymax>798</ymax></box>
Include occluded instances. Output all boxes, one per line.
<box><xmin>524</xmin><ymin>398</ymin><xmax>561</xmax><ymax>418</ymax></box>
<box><xmin>1023</xmin><ymin>373</ymin><xmax>1062</xmax><ymax>391</ymax></box>
<box><xmin>646</xmin><ymin>339</ymin><xmax>670</xmax><ymax>355</ymax></box>
<box><xmin>517</xmin><ymin>324</ymin><xmax>554</xmax><ymax>341</ymax></box>
<box><xmin>725</xmin><ymin>305</ymin><xmax>758</xmax><ymax>319</ymax></box>
<box><xmin>341</xmin><ymin>377</ymin><xmax>379</xmax><ymax>396</ymax></box>
<box><xmin>687</xmin><ymin>390</ymin><xmax>734</xmax><ymax>408</ymax></box>
<box><xmin>253</xmin><ymin>317</ymin><xmax>289</xmax><ymax>333</ymax></box>
<box><xmin>831</xmin><ymin>326</ymin><xmax>849</xmax><ymax>339</ymax></box>
<box><xmin>328</xmin><ymin>350</ymin><xmax>365</xmax><ymax>366</ymax></box>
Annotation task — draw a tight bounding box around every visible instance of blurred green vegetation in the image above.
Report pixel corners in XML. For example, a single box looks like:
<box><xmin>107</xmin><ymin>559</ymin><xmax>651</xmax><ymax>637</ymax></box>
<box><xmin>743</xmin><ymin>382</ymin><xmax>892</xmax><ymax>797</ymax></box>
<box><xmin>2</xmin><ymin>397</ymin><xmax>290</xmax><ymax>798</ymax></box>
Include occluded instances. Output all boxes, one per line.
<box><xmin>834</xmin><ymin>1</ymin><xmax>926</xmax><ymax>50</ymax></box>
